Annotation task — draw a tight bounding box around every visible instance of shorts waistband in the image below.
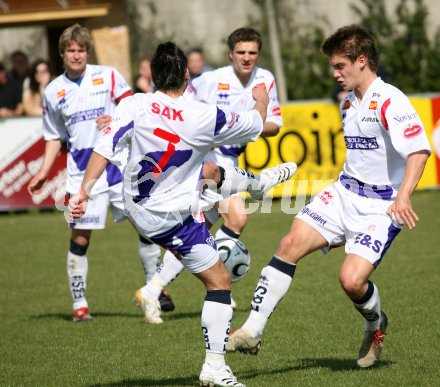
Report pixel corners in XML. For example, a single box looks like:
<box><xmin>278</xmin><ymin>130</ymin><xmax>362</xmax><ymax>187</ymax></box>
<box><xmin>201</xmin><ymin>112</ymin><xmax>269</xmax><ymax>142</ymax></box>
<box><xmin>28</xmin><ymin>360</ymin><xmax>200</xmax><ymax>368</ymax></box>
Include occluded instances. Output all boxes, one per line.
<box><xmin>339</xmin><ymin>174</ymin><xmax>394</xmax><ymax>200</ymax></box>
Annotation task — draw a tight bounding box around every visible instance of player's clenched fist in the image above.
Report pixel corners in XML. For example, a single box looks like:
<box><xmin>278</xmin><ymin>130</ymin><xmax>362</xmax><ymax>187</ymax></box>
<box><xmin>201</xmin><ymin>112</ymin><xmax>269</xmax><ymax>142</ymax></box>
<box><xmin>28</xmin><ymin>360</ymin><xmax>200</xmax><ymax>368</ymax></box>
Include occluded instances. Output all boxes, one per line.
<box><xmin>252</xmin><ymin>85</ymin><xmax>269</xmax><ymax>105</ymax></box>
<box><xmin>68</xmin><ymin>191</ymin><xmax>88</xmax><ymax>220</ymax></box>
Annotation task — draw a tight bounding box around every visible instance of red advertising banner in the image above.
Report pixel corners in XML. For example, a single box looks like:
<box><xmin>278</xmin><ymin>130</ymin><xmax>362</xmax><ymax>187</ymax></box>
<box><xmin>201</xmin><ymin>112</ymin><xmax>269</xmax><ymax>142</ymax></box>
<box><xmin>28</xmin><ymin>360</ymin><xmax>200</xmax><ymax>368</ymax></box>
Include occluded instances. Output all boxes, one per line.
<box><xmin>429</xmin><ymin>96</ymin><xmax>440</xmax><ymax>185</ymax></box>
<box><xmin>0</xmin><ymin>117</ymin><xmax>66</xmax><ymax>211</ymax></box>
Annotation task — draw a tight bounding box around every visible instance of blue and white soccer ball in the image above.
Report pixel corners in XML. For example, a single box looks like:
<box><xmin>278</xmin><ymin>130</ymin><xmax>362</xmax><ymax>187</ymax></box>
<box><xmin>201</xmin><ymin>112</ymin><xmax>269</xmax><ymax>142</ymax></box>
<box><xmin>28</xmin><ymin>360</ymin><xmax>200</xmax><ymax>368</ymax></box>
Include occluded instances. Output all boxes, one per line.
<box><xmin>217</xmin><ymin>238</ymin><xmax>251</xmax><ymax>282</ymax></box>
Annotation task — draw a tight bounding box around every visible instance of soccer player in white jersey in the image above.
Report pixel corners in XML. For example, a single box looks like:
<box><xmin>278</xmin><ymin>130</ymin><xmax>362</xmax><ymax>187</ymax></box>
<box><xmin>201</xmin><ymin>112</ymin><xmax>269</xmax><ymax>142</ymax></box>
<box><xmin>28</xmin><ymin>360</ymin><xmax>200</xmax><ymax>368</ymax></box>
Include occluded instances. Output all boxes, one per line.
<box><xmin>69</xmin><ymin>41</ymin><xmax>296</xmax><ymax>387</ymax></box>
<box><xmin>187</xmin><ymin>26</ymin><xmax>283</xmax><ymax>245</ymax></box>
<box><xmin>140</xmin><ymin>27</ymin><xmax>286</xmax><ymax>311</ymax></box>
<box><xmin>27</xmin><ymin>24</ymin><xmax>173</xmax><ymax>322</ymax></box>
<box><xmin>227</xmin><ymin>24</ymin><xmax>431</xmax><ymax>369</ymax></box>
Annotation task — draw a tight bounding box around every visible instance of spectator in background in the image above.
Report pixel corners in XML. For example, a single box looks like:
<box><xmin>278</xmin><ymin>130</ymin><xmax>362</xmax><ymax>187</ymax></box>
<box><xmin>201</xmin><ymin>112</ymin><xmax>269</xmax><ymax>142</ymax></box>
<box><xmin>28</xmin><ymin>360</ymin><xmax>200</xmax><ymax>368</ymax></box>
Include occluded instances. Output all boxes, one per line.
<box><xmin>187</xmin><ymin>47</ymin><xmax>213</xmax><ymax>81</ymax></box>
<box><xmin>0</xmin><ymin>62</ymin><xmax>24</xmax><ymax>118</ymax></box>
<box><xmin>22</xmin><ymin>59</ymin><xmax>54</xmax><ymax>116</ymax></box>
<box><xmin>134</xmin><ymin>55</ymin><xmax>155</xmax><ymax>93</ymax></box>
<box><xmin>9</xmin><ymin>50</ymin><xmax>30</xmax><ymax>85</ymax></box>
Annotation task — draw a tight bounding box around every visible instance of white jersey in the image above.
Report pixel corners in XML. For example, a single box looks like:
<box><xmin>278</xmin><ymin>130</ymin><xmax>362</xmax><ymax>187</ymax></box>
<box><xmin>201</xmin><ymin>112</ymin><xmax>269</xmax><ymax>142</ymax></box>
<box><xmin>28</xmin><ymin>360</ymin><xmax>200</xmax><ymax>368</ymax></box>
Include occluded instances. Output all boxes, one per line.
<box><xmin>43</xmin><ymin>64</ymin><xmax>131</xmax><ymax>194</ymax></box>
<box><xmin>94</xmin><ymin>91</ymin><xmax>263</xmax><ymax>226</ymax></box>
<box><xmin>184</xmin><ymin>65</ymin><xmax>282</xmax><ymax>165</ymax></box>
<box><xmin>339</xmin><ymin>77</ymin><xmax>431</xmax><ymax>199</ymax></box>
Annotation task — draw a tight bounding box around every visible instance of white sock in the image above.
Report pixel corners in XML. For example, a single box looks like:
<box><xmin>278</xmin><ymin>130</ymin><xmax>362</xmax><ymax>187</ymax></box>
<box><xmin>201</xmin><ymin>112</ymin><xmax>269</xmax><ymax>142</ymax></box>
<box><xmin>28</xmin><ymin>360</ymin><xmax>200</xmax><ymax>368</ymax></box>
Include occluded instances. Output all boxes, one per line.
<box><xmin>67</xmin><ymin>251</ymin><xmax>88</xmax><ymax>310</ymax></box>
<box><xmin>242</xmin><ymin>257</ymin><xmax>295</xmax><ymax>338</ymax></box>
<box><xmin>353</xmin><ymin>282</ymin><xmax>382</xmax><ymax>332</ymax></box>
<box><xmin>138</xmin><ymin>240</ymin><xmax>161</xmax><ymax>283</ymax></box>
<box><xmin>202</xmin><ymin>291</ymin><xmax>232</xmax><ymax>354</ymax></box>
<box><xmin>219</xmin><ymin>166</ymin><xmax>262</xmax><ymax>196</ymax></box>
<box><xmin>156</xmin><ymin>250</ymin><xmax>185</xmax><ymax>285</ymax></box>
<box><xmin>215</xmin><ymin>226</ymin><xmax>240</xmax><ymax>241</ymax></box>
<box><xmin>204</xmin><ymin>352</ymin><xmax>226</xmax><ymax>371</ymax></box>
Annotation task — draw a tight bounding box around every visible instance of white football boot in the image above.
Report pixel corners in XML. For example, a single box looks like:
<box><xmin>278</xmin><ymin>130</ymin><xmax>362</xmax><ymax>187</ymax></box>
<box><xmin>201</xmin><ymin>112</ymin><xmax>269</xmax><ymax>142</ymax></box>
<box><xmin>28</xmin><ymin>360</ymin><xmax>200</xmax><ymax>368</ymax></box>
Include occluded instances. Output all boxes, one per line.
<box><xmin>199</xmin><ymin>364</ymin><xmax>245</xmax><ymax>387</ymax></box>
<box><xmin>249</xmin><ymin>162</ymin><xmax>297</xmax><ymax>200</ymax></box>
<box><xmin>226</xmin><ymin>328</ymin><xmax>261</xmax><ymax>355</ymax></box>
<box><xmin>134</xmin><ymin>289</ymin><xmax>163</xmax><ymax>324</ymax></box>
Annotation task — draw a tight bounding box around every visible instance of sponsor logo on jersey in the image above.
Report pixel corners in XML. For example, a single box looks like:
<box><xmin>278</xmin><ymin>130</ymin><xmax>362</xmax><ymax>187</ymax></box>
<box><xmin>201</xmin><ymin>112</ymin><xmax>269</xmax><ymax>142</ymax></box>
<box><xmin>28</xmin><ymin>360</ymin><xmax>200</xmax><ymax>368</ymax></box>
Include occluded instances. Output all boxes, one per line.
<box><xmin>90</xmin><ymin>89</ymin><xmax>109</xmax><ymax>96</ymax></box>
<box><xmin>393</xmin><ymin>112</ymin><xmax>418</xmax><ymax>123</ymax></box>
<box><xmin>227</xmin><ymin>112</ymin><xmax>240</xmax><ymax>128</ymax></box>
<box><xmin>216</xmin><ymin>100</ymin><xmax>230</xmax><ymax>106</ymax></box>
<box><xmin>318</xmin><ymin>190</ymin><xmax>333</xmax><ymax>205</ymax></box>
<box><xmin>369</xmin><ymin>101</ymin><xmax>378</xmax><ymax>110</ymax></box>
<box><xmin>218</xmin><ymin>83</ymin><xmax>230</xmax><ymax>90</ymax></box>
<box><xmin>56</xmin><ymin>89</ymin><xmax>65</xmax><ymax>99</ymax></box>
<box><xmin>403</xmin><ymin>124</ymin><xmax>423</xmax><ymax>138</ymax></box>
<box><xmin>217</xmin><ymin>93</ymin><xmax>229</xmax><ymax>99</ymax></box>
<box><xmin>342</xmin><ymin>100</ymin><xmax>350</xmax><ymax>110</ymax></box>
<box><xmin>272</xmin><ymin>106</ymin><xmax>281</xmax><ymax>116</ymax></box>
<box><xmin>92</xmin><ymin>78</ymin><xmax>104</xmax><ymax>85</ymax></box>
<box><xmin>362</xmin><ymin>116</ymin><xmax>379</xmax><ymax>122</ymax></box>
<box><xmin>344</xmin><ymin>136</ymin><xmax>379</xmax><ymax>149</ymax></box>
<box><xmin>68</xmin><ymin>107</ymin><xmax>105</xmax><ymax>125</ymax></box>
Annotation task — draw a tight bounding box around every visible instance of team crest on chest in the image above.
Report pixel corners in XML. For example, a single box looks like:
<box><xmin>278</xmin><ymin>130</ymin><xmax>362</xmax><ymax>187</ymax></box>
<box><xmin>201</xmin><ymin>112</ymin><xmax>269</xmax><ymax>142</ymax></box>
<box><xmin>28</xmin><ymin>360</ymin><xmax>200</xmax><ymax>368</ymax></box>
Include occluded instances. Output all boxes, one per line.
<box><xmin>342</xmin><ymin>100</ymin><xmax>350</xmax><ymax>110</ymax></box>
<box><xmin>369</xmin><ymin>101</ymin><xmax>378</xmax><ymax>110</ymax></box>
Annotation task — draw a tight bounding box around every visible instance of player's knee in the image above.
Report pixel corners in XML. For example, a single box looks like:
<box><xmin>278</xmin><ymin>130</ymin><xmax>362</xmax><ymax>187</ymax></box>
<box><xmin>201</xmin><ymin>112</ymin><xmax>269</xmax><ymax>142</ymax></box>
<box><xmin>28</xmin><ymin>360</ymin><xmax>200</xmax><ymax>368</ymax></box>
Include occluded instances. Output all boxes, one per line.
<box><xmin>339</xmin><ymin>273</ymin><xmax>364</xmax><ymax>299</ymax></box>
<box><xmin>71</xmin><ymin>229</ymin><xmax>91</xmax><ymax>247</ymax></box>
<box><xmin>225</xmin><ymin>212</ymin><xmax>247</xmax><ymax>231</ymax></box>
<box><xmin>277</xmin><ymin>234</ymin><xmax>296</xmax><ymax>258</ymax></box>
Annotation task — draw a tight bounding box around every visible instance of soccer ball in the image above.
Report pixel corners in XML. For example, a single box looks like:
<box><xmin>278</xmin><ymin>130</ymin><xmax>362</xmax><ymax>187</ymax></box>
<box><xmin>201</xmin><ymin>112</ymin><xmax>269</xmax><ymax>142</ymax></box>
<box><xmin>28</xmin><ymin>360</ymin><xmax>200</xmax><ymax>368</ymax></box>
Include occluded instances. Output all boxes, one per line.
<box><xmin>217</xmin><ymin>238</ymin><xmax>250</xmax><ymax>282</ymax></box>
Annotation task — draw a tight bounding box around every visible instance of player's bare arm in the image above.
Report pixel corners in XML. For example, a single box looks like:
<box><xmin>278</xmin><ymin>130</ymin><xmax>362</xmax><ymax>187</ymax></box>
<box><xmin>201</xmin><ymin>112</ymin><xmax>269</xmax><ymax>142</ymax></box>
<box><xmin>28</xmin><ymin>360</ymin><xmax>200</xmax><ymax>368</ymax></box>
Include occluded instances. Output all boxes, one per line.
<box><xmin>261</xmin><ymin>121</ymin><xmax>280</xmax><ymax>137</ymax></box>
<box><xmin>252</xmin><ymin>86</ymin><xmax>269</xmax><ymax>122</ymax></box>
<box><xmin>27</xmin><ymin>139</ymin><xmax>63</xmax><ymax>194</ymax></box>
<box><xmin>386</xmin><ymin>150</ymin><xmax>430</xmax><ymax>229</ymax></box>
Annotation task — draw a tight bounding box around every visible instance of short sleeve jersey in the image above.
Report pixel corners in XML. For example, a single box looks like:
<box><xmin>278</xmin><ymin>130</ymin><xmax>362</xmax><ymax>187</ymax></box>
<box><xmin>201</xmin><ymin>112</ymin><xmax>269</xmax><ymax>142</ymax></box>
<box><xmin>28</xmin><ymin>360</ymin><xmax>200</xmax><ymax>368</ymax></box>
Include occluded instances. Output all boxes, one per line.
<box><xmin>184</xmin><ymin>65</ymin><xmax>282</xmax><ymax>158</ymax></box>
<box><xmin>340</xmin><ymin>77</ymin><xmax>431</xmax><ymax>196</ymax></box>
<box><xmin>43</xmin><ymin>64</ymin><xmax>131</xmax><ymax>194</ymax></box>
<box><xmin>93</xmin><ymin>91</ymin><xmax>263</xmax><ymax>213</ymax></box>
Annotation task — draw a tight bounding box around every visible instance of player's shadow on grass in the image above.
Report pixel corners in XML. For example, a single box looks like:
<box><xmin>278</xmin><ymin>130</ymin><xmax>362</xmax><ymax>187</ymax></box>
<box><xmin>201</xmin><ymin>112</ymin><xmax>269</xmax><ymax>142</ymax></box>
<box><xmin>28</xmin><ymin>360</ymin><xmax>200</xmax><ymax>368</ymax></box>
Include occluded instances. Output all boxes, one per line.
<box><xmin>89</xmin><ymin>374</ymin><xmax>197</xmax><ymax>386</ymax></box>
<box><xmin>240</xmin><ymin>357</ymin><xmax>393</xmax><ymax>380</ymax></box>
<box><xmin>31</xmin><ymin>312</ymin><xmax>144</xmax><ymax>321</ymax></box>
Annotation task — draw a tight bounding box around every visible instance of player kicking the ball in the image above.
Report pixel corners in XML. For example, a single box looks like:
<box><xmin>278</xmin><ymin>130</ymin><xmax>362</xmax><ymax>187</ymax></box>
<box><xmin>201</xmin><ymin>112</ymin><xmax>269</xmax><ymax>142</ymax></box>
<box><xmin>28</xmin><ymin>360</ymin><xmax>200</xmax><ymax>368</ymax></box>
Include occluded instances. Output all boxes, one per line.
<box><xmin>70</xmin><ymin>41</ymin><xmax>295</xmax><ymax>387</ymax></box>
<box><xmin>227</xmin><ymin>24</ymin><xmax>431</xmax><ymax>369</ymax></box>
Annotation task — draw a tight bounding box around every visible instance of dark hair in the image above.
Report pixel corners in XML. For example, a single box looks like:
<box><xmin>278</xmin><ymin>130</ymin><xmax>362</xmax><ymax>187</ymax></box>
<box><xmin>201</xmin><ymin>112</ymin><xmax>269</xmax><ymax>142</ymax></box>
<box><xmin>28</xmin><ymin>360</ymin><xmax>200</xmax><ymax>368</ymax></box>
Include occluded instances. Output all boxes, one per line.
<box><xmin>151</xmin><ymin>42</ymin><xmax>187</xmax><ymax>91</ymax></box>
<box><xmin>29</xmin><ymin>59</ymin><xmax>53</xmax><ymax>94</ymax></box>
<box><xmin>0</xmin><ymin>62</ymin><xmax>5</xmax><ymax>72</ymax></box>
<box><xmin>227</xmin><ymin>27</ymin><xmax>262</xmax><ymax>52</ymax></box>
<box><xmin>10</xmin><ymin>50</ymin><xmax>28</xmax><ymax>61</ymax></box>
<box><xmin>321</xmin><ymin>24</ymin><xmax>379</xmax><ymax>72</ymax></box>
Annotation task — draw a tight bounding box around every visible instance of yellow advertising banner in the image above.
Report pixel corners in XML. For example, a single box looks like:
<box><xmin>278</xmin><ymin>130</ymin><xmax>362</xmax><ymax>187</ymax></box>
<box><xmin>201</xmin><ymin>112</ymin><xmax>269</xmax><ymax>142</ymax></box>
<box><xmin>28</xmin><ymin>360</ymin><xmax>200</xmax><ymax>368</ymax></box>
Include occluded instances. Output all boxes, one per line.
<box><xmin>406</xmin><ymin>98</ymin><xmax>438</xmax><ymax>189</ymax></box>
<box><xmin>239</xmin><ymin>98</ymin><xmax>439</xmax><ymax>197</ymax></box>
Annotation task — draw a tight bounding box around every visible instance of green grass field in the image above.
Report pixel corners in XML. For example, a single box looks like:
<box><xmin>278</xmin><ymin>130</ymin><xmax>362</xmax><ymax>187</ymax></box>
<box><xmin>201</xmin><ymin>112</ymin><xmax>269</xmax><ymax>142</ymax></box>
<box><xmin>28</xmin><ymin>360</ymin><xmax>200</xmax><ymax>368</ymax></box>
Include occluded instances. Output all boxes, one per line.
<box><xmin>1</xmin><ymin>191</ymin><xmax>439</xmax><ymax>386</ymax></box>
